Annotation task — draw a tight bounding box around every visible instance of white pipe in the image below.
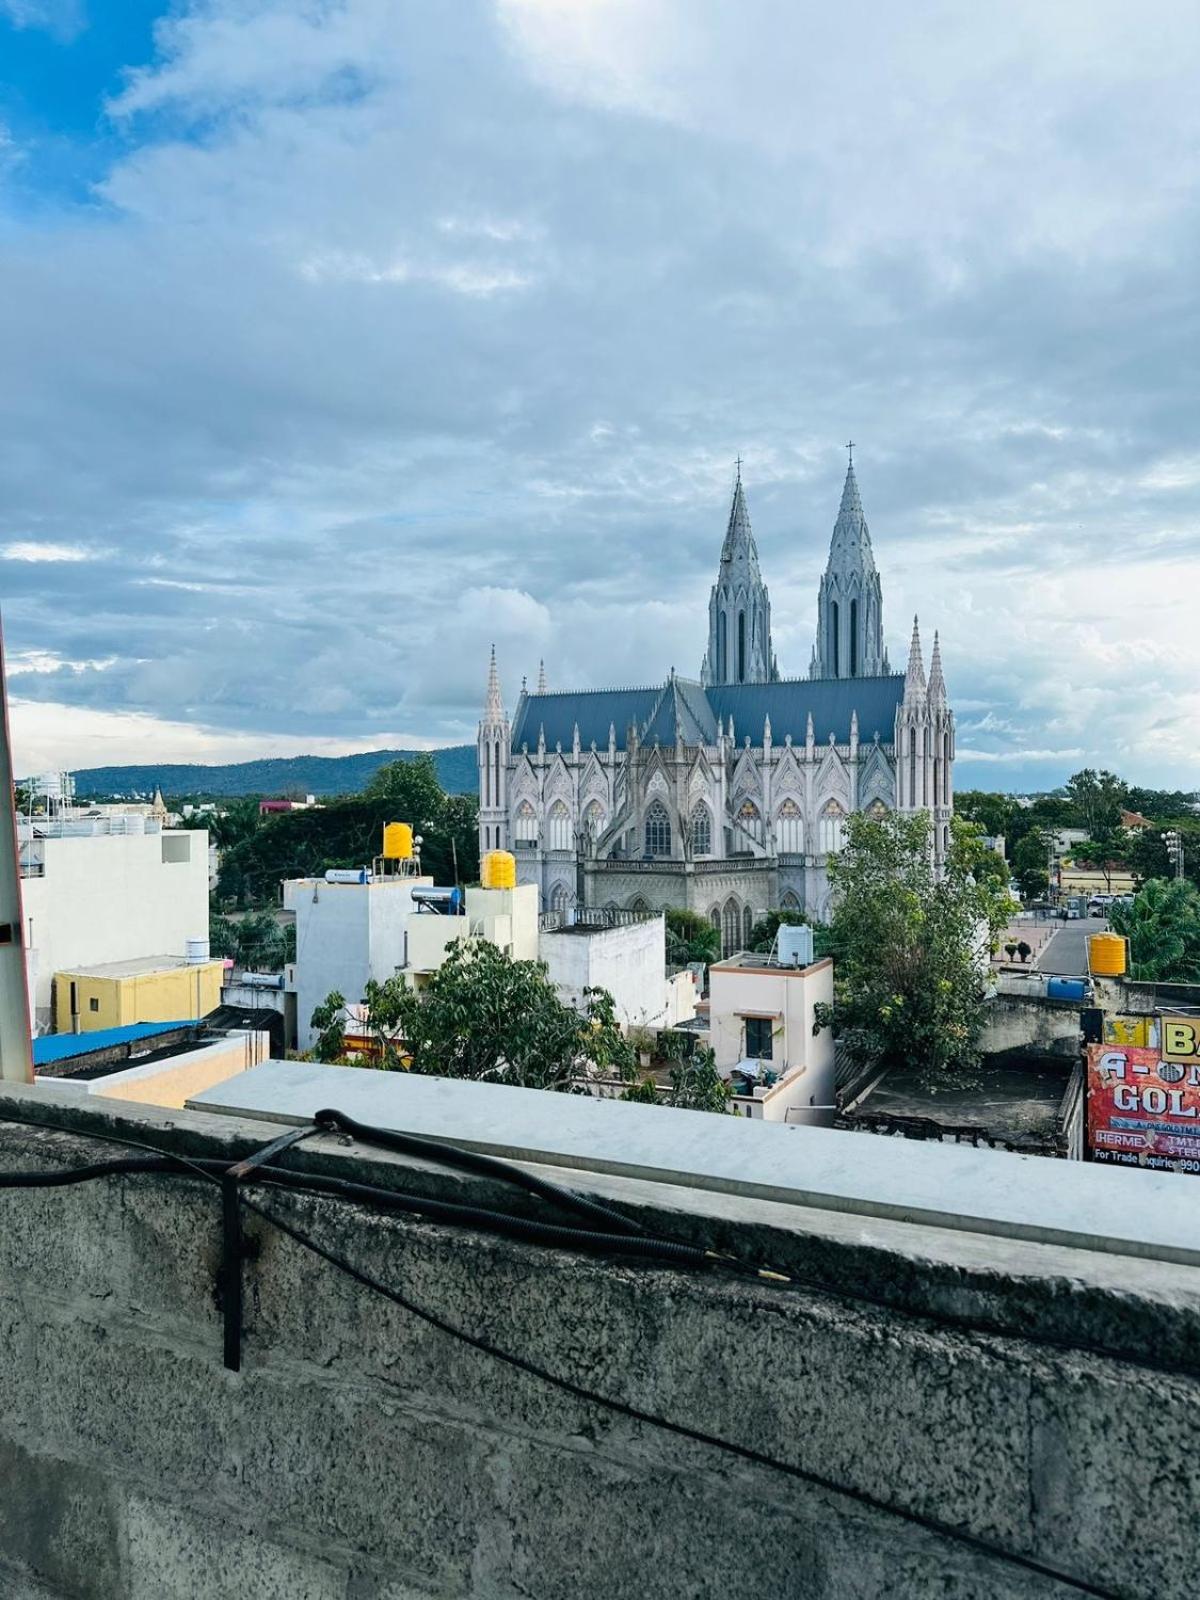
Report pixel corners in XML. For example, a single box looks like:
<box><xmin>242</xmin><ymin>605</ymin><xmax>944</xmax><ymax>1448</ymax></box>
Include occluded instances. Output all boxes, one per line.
<box><xmin>0</xmin><ymin>613</ymin><xmax>33</xmax><ymax>1082</ymax></box>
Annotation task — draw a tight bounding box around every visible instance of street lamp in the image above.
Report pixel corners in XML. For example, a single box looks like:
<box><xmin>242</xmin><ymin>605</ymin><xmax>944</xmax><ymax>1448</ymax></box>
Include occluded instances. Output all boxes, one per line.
<box><xmin>1165</xmin><ymin>830</ymin><xmax>1185</xmax><ymax>882</ymax></box>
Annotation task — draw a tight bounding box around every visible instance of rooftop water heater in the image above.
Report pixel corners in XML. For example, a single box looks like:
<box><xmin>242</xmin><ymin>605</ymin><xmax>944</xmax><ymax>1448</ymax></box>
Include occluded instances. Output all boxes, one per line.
<box><xmin>0</xmin><ymin>614</ymin><xmax>33</xmax><ymax>1082</ymax></box>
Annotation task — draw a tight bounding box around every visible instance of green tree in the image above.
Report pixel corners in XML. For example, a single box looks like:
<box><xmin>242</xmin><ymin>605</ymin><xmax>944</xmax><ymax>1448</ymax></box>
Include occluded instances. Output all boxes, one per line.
<box><xmin>665</xmin><ymin>1045</ymin><xmax>730</xmax><ymax>1114</ymax></box>
<box><xmin>823</xmin><ymin>811</ymin><xmax>1009</xmax><ymax>1080</ymax></box>
<box><xmin>1011</xmin><ymin>831</ymin><xmax>1050</xmax><ymax>900</ymax></box>
<box><xmin>953</xmin><ymin>790</ymin><xmax>1015</xmax><ymax>840</ymax></box>
<box><xmin>1109</xmin><ymin>879</ymin><xmax>1200</xmax><ymax>983</ymax></box>
<box><xmin>1065</xmin><ymin>769</ymin><xmax>1128</xmax><ymax>837</ymax></box>
<box><xmin>310</xmin><ymin>991</ymin><xmax>348</xmax><ymax>1063</ymax></box>
<box><xmin>355</xmin><ymin>941</ymin><xmax>638</xmax><ymax>1093</ymax></box>
<box><xmin>1070</xmin><ymin>832</ymin><xmax>1129</xmax><ymax>892</ymax></box>
<box><xmin>364</xmin><ymin>752</ymin><xmax>446</xmax><ymax>816</ymax></box>
<box><xmin>665</xmin><ymin>908</ymin><xmax>721</xmax><ymax>966</ymax></box>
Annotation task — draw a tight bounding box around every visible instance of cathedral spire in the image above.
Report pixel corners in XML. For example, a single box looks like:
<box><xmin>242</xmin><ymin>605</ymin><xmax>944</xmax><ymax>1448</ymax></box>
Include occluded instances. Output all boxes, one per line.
<box><xmin>811</xmin><ymin>451</ymin><xmax>886</xmax><ymax>681</ymax></box>
<box><xmin>537</xmin><ymin>659</ymin><xmax>547</xmax><ymax>695</ymax></box>
<box><xmin>927</xmin><ymin>630</ymin><xmax>947</xmax><ymax>706</ymax></box>
<box><xmin>484</xmin><ymin>644</ymin><xmax>504</xmax><ymax>722</ymax></box>
<box><xmin>904</xmin><ymin>616</ymin><xmax>927</xmax><ymax>700</ymax></box>
<box><xmin>701</xmin><ymin>466</ymin><xmax>775</xmax><ymax>686</ymax></box>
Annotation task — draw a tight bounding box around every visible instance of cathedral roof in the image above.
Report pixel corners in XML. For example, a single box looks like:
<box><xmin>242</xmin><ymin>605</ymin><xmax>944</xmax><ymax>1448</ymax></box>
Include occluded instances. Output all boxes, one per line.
<box><xmin>511</xmin><ymin>673</ymin><xmax>905</xmax><ymax>753</ymax></box>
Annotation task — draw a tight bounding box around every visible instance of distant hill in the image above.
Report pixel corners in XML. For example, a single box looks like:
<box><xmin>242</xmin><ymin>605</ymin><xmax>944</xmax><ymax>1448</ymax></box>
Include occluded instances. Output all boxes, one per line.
<box><xmin>59</xmin><ymin>746</ymin><xmax>477</xmax><ymax>800</ymax></box>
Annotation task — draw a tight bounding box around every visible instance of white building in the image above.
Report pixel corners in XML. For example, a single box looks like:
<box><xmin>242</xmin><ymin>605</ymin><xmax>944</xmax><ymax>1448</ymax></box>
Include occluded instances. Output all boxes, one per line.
<box><xmin>284</xmin><ymin>872</ymin><xmax>433</xmax><ymax>1052</ymax></box>
<box><xmin>538</xmin><ymin>914</ymin><xmax>694</xmax><ymax>1030</ymax></box>
<box><xmin>18</xmin><ymin>817</ymin><xmax>209</xmax><ymax>1034</ymax></box>
<box><xmin>707</xmin><ymin>950</ymin><xmax>835</xmax><ymax>1123</ymax></box>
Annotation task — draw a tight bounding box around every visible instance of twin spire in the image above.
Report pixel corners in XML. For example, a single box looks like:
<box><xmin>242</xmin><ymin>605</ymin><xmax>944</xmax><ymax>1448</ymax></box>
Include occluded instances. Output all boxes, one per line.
<box><xmin>903</xmin><ymin>617</ymin><xmax>948</xmax><ymax>705</ymax></box>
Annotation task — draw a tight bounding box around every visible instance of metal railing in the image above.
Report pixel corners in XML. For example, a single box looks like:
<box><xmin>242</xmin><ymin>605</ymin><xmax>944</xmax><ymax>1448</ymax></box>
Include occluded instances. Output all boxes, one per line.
<box><xmin>538</xmin><ymin>906</ymin><xmax>659</xmax><ymax>933</ymax></box>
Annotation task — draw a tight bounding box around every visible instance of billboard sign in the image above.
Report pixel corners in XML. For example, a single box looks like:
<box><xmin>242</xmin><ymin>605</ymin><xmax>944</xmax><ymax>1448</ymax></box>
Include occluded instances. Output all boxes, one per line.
<box><xmin>1086</xmin><ymin>1042</ymin><xmax>1200</xmax><ymax>1175</ymax></box>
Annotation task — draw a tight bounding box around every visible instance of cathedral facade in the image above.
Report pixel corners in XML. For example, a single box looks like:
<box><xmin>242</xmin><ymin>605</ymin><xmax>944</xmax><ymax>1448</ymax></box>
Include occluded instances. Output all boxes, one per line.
<box><xmin>477</xmin><ymin>459</ymin><xmax>954</xmax><ymax>950</ymax></box>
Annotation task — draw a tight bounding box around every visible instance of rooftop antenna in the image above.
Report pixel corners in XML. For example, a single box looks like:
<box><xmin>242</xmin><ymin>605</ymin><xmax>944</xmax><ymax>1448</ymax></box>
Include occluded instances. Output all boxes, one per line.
<box><xmin>0</xmin><ymin>610</ymin><xmax>33</xmax><ymax>1082</ymax></box>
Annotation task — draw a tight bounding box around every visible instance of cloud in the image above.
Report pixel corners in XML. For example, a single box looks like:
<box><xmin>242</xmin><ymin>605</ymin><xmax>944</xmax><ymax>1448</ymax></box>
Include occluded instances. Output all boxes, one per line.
<box><xmin>1</xmin><ymin>541</ymin><xmax>97</xmax><ymax>563</ymax></box>
<box><xmin>0</xmin><ymin>0</ymin><xmax>1197</xmax><ymax>792</ymax></box>
<box><xmin>0</xmin><ymin>1</ymin><xmax>85</xmax><ymax>41</ymax></box>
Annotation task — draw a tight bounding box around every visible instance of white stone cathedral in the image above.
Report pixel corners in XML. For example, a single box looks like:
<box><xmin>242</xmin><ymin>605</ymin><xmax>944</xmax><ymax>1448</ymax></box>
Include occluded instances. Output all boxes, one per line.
<box><xmin>478</xmin><ymin>457</ymin><xmax>954</xmax><ymax>952</ymax></box>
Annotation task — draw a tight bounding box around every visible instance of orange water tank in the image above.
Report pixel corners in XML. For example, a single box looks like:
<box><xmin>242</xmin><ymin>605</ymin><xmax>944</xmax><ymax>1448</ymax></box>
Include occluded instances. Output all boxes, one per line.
<box><xmin>1089</xmin><ymin>932</ymin><xmax>1127</xmax><ymax>977</ymax></box>
<box><xmin>481</xmin><ymin>850</ymin><xmax>516</xmax><ymax>889</ymax></box>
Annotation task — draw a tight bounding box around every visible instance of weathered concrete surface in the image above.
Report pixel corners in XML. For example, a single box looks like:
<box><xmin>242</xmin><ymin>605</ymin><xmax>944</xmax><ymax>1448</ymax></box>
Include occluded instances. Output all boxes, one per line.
<box><xmin>980</xmin><ymin>992</ymin><xmax>1082</xmax><ymax>1058</ymax></box>
<box><xmin>0</xmin><ymin>1084</ymin><xmax>1195</xmax><ymax>1599</ymax></box>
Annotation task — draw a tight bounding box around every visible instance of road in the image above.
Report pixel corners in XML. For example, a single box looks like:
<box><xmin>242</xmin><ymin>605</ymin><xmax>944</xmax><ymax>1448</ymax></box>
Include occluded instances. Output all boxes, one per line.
<box><xmin>1038</xmin><ymin>915</ymin><xmax>1109</xmax><ymax>977</ymax></box>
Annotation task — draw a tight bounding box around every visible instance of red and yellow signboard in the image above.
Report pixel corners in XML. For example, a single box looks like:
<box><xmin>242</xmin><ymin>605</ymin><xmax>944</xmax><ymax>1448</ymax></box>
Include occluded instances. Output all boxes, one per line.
<box><xmin>1087</xmin><ymin>1041</ymin><xmax>1200</xmax><ymax>1175</ymax></box>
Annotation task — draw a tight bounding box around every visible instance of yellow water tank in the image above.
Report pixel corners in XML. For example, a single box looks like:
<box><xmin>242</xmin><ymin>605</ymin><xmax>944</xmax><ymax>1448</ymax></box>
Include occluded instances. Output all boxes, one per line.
<box><xmin>481</xmin><ymin>849</ymin><xmax>516</xmax><ymax>890</ymax></box>
<box><xmin>1089</xmin><ymin>932</ymin><xmax>1127</xmax><ymax>978</ymax></box>
<box><xmin>382</xmin><ymin>822</ymin><xmax>414</xmax><ymax>860</ymax></box>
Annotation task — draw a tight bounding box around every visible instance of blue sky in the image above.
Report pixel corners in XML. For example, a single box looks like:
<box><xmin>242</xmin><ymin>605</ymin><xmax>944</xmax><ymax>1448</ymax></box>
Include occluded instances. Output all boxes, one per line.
<box><xmin>2</xmin><ymin>0</ymin><xmax>1199</xmax><ymax>792</ymax></box>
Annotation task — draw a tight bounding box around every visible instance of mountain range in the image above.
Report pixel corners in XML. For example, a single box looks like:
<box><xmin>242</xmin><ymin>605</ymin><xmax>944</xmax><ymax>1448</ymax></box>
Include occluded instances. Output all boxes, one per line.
<box><xmin>57</xmin><ymin>746</ymin><xmax>477</xmax><ymax>799</ymax></box>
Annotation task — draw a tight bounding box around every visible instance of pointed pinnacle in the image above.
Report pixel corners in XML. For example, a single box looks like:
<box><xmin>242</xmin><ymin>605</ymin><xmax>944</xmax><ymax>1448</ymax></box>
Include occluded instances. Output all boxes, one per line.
<box><xmin>537</xmin><ymin>659</ymin><xmax>547</xmax><ymax>695</ymax></box>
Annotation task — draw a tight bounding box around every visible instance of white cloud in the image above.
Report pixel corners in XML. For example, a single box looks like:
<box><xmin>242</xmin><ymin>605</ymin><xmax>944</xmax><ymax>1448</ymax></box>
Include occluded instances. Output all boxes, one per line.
<box><xmin>1</xmin><ymin>542</ymin><xmax>96</xmax><ymax>563</ymax></box>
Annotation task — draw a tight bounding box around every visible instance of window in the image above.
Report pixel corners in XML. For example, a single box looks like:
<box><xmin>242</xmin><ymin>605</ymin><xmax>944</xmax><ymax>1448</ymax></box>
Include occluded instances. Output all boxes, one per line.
<box><xmin>738</xmin><ymin>611</ymin><xmax>746</xmax><ymax>682</ymax></box>
<box><xmin>645</xmin><ymin>800</ymin><xmax>671</xmax><ymax>857</ymax></box>
<box><xmin>830</xmin><ymin>601</ymin><xmax>839</xmax><ymax>676</ymax></box>
<box><xmin>547</xmin><ymin>801</ymin><xmax>571</xmax><ymax>852</ymax></box>
<box><xmin>582</xmin><ymin>800</ymin><xmax>605</xmax><ymax>840</ymax></box>
<box><xmin>722</xmin><ymin>899</ymin><xmax>741</xmax><ymax>956</ymax></box>
<box><xmin>737</xmin><ymin>799</ymin><xmax>762</xmax><ymax>842</ymax></box>
<box><xmin>850</xmin><ymin>598</ymin><xmax>858</xmax><ymax>676</ymax></box>
<box><xmin>690</xmin><ymin>802</ymin><xmax>712</xmax><ymax>856</ymax></box>
<box><xmin>780</xmin><ymin>890</ymin><xmax>801</xmax><ymax>913</ymax></box>
<box><xmin>709</xmin><ymin>906</ymin><xmax>721</xmax><ymax>937</ymax></box>
<box><xmin>550</xmin><ymin>881</ymin><xmax>571</xmax><ymax>911</ymax></box>
<box><xmin>719</xmin><ymin>612</ymin><xmax>727</xmax><ymax>681</ymax></box>
<box><xmin>744</xmin><ymin>1016</ymin><xmax>773</xmax><ymax>1060</ymax></box>
<box><xmin>89</xmin><ymin>997</ymin><xmax>100</xmax><ymax>1013</ymax></box>
<box><xmin>775</xmin><ymin>798</ymin><xmax>803</xmax><ymax>854</ymax></box>
<box><xmin>514</xmin><ymin>801</ymin><xmax>537</xmax><ymax>844</ymax></box>
<box><xmin>819</xmin><ymin>801</ymin><xmax>846</xmax><ymax>855</ymax></box>
<box><xmin>743</xmin><ymin>905</ymin><xmax>754</xmax><ymax>946</ymax></box>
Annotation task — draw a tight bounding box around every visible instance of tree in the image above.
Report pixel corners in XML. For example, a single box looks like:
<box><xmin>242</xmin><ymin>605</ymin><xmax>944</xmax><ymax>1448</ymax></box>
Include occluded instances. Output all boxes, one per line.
<box><xmin>1110</xmin><ymin>879</ymin><xmax>1200</xmax><ymax>983</ymax></box>
<box><xmin>665</xmin><ymin>908</ymin><xmax>721</xmax><ymax>966</ymax></box>
<box><xmin>665</xmin><ymin>1046</ymin><xmax>730</xmax><ymax>1113</ymax></box>
<box><xmin>343</xmin><ymin>941</ymin><xmax>638</xmax><ymax>1093</ymax></box>
<box><xmin>1011</xmin><ymin>831</ymin><xmax>1050</xmax><ymax>899</ymax></box>
<box><xmin>363</xmin><ymin>753</ymin><xmax>446</xmax><ymax>818</ymax></box>
<box><xmin>1065</xmin><ymin>769</ymin><xmax>1128</xmax><ymax>838</ymax></box>
<box><xmin>310</xmin><ymin>991</ymin><xmax>348</xmax><ymax>1063</ymax></box>
<box><xmin>822</xmin><ymin>811</ymin><xmax>1010</xmax><ymax>1080</ymax></box>
<box><xmin>953</xmin><ymin>790</ymin><xmax>1015</xmax><ymax>841</ymax></box>
<box><xmin>1070</xmin><ymin>834</ymin><xmax>1128</xmax><ymax>892</ymax></box>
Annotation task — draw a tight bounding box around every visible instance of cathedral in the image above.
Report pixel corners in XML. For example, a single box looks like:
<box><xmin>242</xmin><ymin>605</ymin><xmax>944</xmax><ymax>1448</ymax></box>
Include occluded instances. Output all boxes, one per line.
<box><xmin>477</xmin><ymin>456</ymin><xmax>954</xmax><ymax>951</ymax></box>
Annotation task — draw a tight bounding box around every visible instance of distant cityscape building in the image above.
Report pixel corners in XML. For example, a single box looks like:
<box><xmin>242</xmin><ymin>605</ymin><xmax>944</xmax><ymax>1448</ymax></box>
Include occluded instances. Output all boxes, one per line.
<box><xmin>478</xmin><ymin>457</ymin><xmax>955</xmax><ymax>948</ymax></box>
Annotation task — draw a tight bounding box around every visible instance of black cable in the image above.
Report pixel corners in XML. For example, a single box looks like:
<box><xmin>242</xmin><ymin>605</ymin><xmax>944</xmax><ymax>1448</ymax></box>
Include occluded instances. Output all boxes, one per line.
<box><xmin>313</xmin><ymin>1106</ymin><xmax>645</xmax><ymax>1236</ymax></box>
<box><xmin>241</xmin><ymin>1188</ymin><xmax>1123</xmax><ymax>1600</ymax></box>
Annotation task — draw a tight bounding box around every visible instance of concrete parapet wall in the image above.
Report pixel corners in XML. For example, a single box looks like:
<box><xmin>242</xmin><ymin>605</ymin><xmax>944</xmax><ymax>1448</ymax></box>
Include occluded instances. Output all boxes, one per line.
<box><xmin>0</xmin><ymin>1086</ymin><xmax>1195</xmax><ymax>1599</ymax></box>
<box><xmin>981</xmin><ymin>992</ymin><xmax>1083</xmax><ymax>1057</ymax></box>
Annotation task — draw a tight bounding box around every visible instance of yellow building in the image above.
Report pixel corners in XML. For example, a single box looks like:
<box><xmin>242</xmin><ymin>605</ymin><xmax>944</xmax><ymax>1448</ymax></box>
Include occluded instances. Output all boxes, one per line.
<box><xmin>53</xmin><ymin>956</ymin><xmax>225</xmax><ymax>1034</ymax></box>
<box><xmin>1057</xmin><ymin>866</ymin><xmax>1138</xmax><ymax>898</ymax></box>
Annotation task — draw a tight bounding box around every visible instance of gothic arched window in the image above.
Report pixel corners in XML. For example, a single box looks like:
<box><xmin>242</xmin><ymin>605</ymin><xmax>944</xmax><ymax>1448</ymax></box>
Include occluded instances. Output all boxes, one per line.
<box><xmin>830</xmin><ymin>601</ymin><xmax>840</xmax><ymax>677</ymax></box>
<box><xmin>780</xmin><ymin>890</ymin><xmax>801</xmax><ymax>913</ymax></box>
<box><xmin>737</xmin><ymin>798</ymin><xmax>762</xmax><ymax>843</ymax></box>
<box><xmin>549</xmin><ymin>881</ymin><xmax>571</xmax><ymax>911</ymax></box>
<box><xmin>850</xmin><ymin>598</ymin><xmax>858</xmax><ymax>676</ymax></box>
<box><xmin>690</xmin><ymin>802</ymin><xmax>712</xmax><ymax>856</ymax></box>
<box><xmin>820</xmin><ymin>800</ymin><xmax>846</xmax><ymax>855</ymax></box>
<box><xmin>514</xmin><ymin>800</ymin><xmax>537</xmax><ymax>843</ymax></box>
<box><xmin>582</xmin><ymin>800</ymin><xmax>606</xmax><ymax>840</ymax></box>
<box><xmin>547</xmin><ymin>800</ymin><xmax>571</xmax><ymax>852</ymax></box>
<box><xmin>644</xmin><ymin>801</ymin><xmax>671</xmax><ymax>858</ymax></box>
<box><xmin>722</xmin><ymin>898</ymin><xmax>741</xmax><ymax>957</ymax></box>
<box><xmin>743</xmin><ymin>905</ymin><xmax>755</xmax><ymax>946</ymax></box>
<box><xmin>775</xmin><ymin>798</ymin><xmax>804</xmax><ymax>855</ymax></box>
<box><xmin>738</xmin><ymin>611</ymin><xmax>746</xmax><ymax>682</ymax></box>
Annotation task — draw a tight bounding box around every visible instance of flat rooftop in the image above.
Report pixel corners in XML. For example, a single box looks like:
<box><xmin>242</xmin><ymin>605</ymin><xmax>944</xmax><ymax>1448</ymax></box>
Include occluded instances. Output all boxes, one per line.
<box><xmin>56</xmin><ymin>954</ymin><xmax>222</xmax><ymax>979</ymax></box>
<box><xmin>712</xmin><ymin>953</ymin><xmax>827</xmax><ymax>975</ymax></box>
<box><xmin>843</xmin><ymin>1056</ymin><xmax>1074</xmax><ymax>1150</ymax></box>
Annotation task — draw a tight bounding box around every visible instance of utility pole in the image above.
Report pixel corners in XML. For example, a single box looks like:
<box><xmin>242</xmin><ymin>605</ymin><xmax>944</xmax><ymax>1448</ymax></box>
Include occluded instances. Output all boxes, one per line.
<box><xmin>1165</xmin><ymin>829</ymin><xmax>1185</xmax><ymax>882</ymax></box>
<box><xmin>0</xmin><ymin>612</ymin><xmax>34</xmax><ymax>1083</ymax></box>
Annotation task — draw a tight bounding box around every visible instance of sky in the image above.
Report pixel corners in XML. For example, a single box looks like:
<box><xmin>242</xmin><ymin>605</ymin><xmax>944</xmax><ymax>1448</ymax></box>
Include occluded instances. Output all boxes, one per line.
<box><xmin>1</xmin><ymin>0</ymin><xmax>1198</xmax><ymax>792</ymax></box>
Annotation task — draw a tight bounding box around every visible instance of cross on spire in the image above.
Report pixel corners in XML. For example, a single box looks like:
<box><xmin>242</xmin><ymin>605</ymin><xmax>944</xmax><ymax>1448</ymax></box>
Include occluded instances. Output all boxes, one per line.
<box><xmin>734</xmin><ymin>453</ymin><xmax>743</xmax><ymax>482</ymax></box>
<box><xmin>845</xmin><ymin>439</ymin><xmax>855</xmax><ymax>468</ymax></box>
